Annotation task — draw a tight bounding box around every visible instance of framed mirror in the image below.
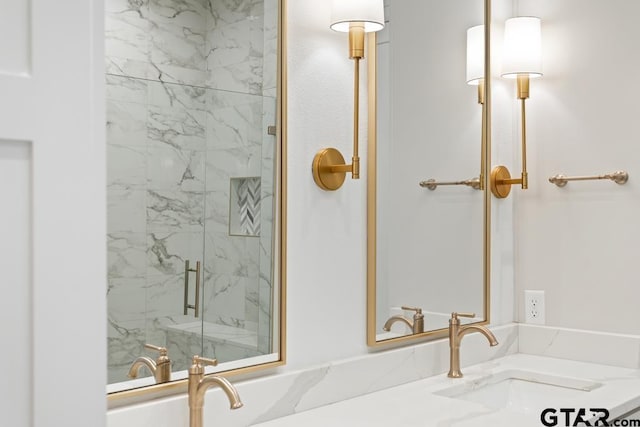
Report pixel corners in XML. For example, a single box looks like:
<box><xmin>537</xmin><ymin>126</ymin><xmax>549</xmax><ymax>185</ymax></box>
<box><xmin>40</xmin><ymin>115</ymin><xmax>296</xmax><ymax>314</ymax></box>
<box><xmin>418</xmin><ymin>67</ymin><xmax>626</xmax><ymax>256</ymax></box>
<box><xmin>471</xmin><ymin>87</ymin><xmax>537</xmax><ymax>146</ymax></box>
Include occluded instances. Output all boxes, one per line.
<box><xmin>106</xmin><ymin>0</ymin><xmax>286</xmax><ymax>398</ymax></box>
<box><xmin>367</xmin><ymin>0</ymin><xmax>490</xmax><ymax>345</ymax></box>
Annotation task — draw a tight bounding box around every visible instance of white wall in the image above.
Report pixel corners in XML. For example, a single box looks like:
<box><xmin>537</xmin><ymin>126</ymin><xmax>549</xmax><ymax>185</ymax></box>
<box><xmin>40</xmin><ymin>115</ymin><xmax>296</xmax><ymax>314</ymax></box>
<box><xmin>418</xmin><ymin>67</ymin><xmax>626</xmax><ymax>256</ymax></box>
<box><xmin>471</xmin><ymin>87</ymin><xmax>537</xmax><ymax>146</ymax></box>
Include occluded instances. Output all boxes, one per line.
<box><xmin>285</xmin><ymin>0</ymin><xmax>371</xmax><ymax>369</ymax></box>
<box><xmin>505</xmin><ymin>0</ymin><xmax>640</xmax><ymax>334</ymax></box>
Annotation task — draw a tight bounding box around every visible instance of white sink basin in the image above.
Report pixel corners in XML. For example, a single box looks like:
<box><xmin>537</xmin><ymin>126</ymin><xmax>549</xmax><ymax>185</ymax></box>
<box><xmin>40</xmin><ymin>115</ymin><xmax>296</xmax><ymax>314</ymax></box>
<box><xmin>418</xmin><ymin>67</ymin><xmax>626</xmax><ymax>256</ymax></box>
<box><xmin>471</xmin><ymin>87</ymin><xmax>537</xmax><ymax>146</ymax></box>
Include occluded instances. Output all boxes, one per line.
<box><xmin>435</xmin><ymin>370</ymin><xmax>602</xmax><ymax>413</ymax></box>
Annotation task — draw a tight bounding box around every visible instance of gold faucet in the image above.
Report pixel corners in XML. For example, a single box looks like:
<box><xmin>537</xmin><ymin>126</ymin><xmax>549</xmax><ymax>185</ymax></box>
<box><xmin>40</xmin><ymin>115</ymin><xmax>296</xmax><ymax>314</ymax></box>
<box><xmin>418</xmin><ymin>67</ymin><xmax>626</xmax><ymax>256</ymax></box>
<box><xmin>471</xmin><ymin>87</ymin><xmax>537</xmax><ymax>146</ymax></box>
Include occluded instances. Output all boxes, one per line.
<box><xmin>127</xmin><ymin>344</ymin><xmax>171</xmax><ymax>384</ymax></box>
<box><xmin>188</xmin><ymin>355</ymin><xmax>243</xmax><ymax>427</ymax></box>
<box><xmin>383</xmin><ymin>306</ymin><xmax>424</xmax><ymax>334</ymax></box>
<box><xmin>447</xmin><ymin>313</ymin><xmax>498</xmax><ymax>378</ymax></box>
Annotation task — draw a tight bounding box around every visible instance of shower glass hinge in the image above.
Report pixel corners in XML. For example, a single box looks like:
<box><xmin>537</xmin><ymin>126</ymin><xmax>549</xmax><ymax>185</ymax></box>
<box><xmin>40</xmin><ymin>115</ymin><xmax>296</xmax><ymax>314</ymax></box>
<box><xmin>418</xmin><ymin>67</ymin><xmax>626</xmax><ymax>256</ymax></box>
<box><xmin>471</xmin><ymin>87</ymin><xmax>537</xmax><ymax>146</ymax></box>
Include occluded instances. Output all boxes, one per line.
<box><xmin>267</xmin><ymin>125</ymin><xmax>277</xmax><ymax>136</ymax></box>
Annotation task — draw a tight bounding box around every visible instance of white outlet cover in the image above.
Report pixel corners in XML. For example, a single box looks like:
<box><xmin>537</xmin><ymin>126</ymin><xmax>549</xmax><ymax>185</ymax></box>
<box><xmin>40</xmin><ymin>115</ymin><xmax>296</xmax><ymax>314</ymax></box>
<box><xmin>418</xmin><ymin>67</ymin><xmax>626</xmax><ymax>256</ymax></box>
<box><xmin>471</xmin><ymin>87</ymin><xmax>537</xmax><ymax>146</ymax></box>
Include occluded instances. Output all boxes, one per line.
<box><xmin>524</xmin><ymin>290</ymin><xmax>545</xmax><ymax>325</ymax></box>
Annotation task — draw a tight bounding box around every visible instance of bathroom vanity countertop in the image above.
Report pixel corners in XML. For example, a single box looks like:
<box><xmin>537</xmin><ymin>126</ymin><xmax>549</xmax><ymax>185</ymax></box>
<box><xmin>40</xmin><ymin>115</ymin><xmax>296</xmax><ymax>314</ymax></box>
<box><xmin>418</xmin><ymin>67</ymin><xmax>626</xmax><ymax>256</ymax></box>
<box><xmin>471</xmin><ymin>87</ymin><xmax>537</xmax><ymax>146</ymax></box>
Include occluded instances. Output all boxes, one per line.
<box><xmin>251</xmin><ymin>354</ymin><xmax>640</xmax><ymax>427</ymax></box>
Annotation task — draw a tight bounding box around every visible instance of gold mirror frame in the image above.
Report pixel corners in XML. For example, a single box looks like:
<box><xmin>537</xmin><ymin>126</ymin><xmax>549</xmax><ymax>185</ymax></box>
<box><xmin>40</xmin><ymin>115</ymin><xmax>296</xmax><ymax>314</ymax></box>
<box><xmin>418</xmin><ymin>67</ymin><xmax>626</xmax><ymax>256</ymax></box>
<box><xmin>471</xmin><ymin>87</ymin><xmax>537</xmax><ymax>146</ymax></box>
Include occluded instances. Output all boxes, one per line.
<box><xmin>108</xmin><ymin>0</ymin><xmax>288</xmax><ymax>406</ymax></box>
<box><xmin>366</xmin><ymin>0</ymin><xmax>492</xmax><ymax>347</ymax></box>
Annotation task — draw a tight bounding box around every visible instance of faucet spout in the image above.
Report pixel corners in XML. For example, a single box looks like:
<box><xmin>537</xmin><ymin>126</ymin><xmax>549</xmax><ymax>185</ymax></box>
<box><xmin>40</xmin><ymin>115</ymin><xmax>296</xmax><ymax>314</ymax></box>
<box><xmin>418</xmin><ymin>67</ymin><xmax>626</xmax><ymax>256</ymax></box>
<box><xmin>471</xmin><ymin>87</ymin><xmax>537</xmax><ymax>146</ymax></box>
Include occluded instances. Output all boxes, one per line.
<box><xmin>383</xmin><ymin>315</ymin><xmax>413</xmax><ymax>332</ymax></box>
<box><xmin>197</xmin><ymin>376</ymin><xmax>243</xmax><ymax>410</ymax></box>
<box><xmin>128</xmin><ymin>356</ymin><xmax>157</xmax><ymax>379</ymax></box>
<box><xmin>382</xmin><ymin>307</ymin><xmax>424</xmax><ymax>334</ymax></box>
<box><xmin>458</xmin><ymin>325</ymin><xmax>498</xmax><ymax>346</ymax></box>
<box><xmin>127</xmin><ymin>344</ymin><xmax>171</xmax><ymax>383</ymax></box>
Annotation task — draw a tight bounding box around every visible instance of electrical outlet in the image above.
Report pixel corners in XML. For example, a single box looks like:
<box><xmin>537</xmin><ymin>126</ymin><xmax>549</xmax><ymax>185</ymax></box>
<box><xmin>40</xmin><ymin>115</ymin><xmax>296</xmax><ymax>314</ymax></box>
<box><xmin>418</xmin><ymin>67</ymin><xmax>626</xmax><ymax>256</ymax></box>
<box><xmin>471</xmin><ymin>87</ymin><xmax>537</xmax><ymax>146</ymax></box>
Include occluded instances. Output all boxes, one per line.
<box><xmin>524</xmin><ymin>290</ymin><xmax>545</xmax><ymax>325</ymax></box>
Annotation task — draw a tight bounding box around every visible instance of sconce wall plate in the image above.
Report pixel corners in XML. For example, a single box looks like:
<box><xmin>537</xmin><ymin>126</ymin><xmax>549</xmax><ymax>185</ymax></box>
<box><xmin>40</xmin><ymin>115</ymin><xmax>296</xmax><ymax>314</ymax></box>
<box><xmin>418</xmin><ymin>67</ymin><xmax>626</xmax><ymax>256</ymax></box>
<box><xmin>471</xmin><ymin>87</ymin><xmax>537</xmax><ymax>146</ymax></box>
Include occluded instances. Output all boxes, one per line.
<box><xmin>490</xmin><ymin>166</ymin><xmax>513</xmax><ymax>198</ymax></box>
<box><xmin>312</xmin><ymin>148</ymin><xmax>347</xmax><ymax>191</ymax></box>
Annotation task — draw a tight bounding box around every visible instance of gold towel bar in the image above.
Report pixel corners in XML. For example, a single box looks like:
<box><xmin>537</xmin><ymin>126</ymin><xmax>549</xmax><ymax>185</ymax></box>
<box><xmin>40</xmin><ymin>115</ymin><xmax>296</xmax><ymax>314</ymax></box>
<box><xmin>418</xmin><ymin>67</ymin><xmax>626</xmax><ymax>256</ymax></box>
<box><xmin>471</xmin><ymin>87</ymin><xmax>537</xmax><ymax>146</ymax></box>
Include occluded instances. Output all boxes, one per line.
<box><xmin>419</xmin><ymin>177</ymin><xmax>481</xmax><ymax>191</ymax></box>
<box><xmin>548</xmin><ymin>171</ymin><xmax>629</xmax><ymax>187</ymax></box>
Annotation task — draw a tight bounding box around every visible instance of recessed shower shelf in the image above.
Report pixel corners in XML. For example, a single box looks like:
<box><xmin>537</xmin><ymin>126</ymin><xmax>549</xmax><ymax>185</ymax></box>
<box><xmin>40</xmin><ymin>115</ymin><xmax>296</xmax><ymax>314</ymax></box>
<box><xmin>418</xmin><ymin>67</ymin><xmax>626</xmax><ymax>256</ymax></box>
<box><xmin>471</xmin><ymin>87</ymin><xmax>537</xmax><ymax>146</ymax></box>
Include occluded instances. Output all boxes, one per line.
<box><xmin>229</xmin><ymin>177</ymin><xmax>261</xmax><ymax>237</ymax></box>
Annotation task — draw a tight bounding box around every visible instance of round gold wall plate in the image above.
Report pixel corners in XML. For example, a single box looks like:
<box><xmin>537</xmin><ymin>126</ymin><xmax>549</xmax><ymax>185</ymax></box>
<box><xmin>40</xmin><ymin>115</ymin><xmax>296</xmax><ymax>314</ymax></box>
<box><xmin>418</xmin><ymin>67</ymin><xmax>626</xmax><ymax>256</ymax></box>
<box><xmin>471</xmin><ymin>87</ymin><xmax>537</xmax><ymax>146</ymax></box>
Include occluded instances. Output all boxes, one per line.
<box><xmin>312</xmin><ymin>148</ymin><xmax>346</xmax><ymax>191</ymax></box>
<box><xmin>490</xmin><ymin>165</ymin><xmax>513</xmax><ymax>199</ymax></box>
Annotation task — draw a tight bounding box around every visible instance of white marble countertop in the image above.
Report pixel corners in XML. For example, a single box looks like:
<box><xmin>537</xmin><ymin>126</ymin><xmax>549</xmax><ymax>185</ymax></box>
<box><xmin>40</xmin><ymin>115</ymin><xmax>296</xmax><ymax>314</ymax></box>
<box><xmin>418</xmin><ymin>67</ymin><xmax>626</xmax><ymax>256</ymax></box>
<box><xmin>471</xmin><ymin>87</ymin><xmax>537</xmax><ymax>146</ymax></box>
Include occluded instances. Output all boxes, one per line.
<box><xmin>252</xmin><ymin>354</ymin><xmax>640</xmax><ymax>427</ymax></box>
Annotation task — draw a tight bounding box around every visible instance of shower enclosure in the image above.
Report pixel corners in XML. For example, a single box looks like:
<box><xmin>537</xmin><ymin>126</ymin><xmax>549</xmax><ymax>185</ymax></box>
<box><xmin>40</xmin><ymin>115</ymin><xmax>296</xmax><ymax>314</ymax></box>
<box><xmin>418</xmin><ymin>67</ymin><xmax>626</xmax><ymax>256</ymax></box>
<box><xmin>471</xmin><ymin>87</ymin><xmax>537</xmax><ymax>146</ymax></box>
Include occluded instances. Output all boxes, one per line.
<box><xmin>106</xmin><ymin>0</ymin><xmax>278</xmax><ymax>384</ymax></box>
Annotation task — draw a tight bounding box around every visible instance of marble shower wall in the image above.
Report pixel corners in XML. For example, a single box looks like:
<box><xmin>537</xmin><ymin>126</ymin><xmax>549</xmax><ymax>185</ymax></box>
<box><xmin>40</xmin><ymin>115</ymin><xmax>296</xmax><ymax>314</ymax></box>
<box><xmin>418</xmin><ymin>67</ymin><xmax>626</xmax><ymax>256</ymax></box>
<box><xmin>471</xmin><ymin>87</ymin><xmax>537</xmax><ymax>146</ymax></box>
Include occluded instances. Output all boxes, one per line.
<box><xmin>106</xmin><ymin>0</ymin><xmax>277</xmax><ymax>382</ymax></box>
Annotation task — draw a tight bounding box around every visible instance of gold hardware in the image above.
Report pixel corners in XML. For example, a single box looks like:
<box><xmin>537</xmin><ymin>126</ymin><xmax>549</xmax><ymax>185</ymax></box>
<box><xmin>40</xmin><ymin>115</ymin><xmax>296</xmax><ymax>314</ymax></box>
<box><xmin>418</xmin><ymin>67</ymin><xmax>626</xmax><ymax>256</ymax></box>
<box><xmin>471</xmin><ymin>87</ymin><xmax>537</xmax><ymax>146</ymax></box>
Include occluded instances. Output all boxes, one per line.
<box><xmin>481</xmin><ymin>0</ymin><xmax>493</xmax><ymax>339</ymax></box>
<box><xmin>348</xmin><ymin>22</ymin><xmax>366</xmax><ymax>60</ymax></box>
<box><xmin>477</xmin><ymin>79</ymin><xmax>486</xmax><ymax>105</ymax></box>
<box><xmin>382</xmin><ymin>306</ymin><xmax>424</xmax><ymax>334</ymax></box>
<box><xmin>188</xmin><ymin>356</ymin><xmax>243</xmax><ymax>427</ymax></box>
<box><xmin>479</xmin><ymin>79</ymin><xmax>486</xmax><ymax>190</ymax></box>
<box><xmin>312</xmin><ymin>148</ymin><xmax>348</xmax><ymax>191</ymax></box>
<box><xmin>127</xmin><ymin>344</ymin><xmax>172</xmax><ymax>384</ymax></box>
<box><xmin>267</xmin><ymin>125</ymin><xmax>277</xmax><ymax>136</ymax></box>
<box><xmin>490</xmin><ymin>165</ymin><xmax>513</xmax><ymax>198</ymax></box>
<box><xmin>183</xmin><ymin>260</ymin><xmax>201</xmax><ymax>317</ymax></box>
<box><xmin>419</xmin><ymin>178</ymin><xmax>481</xmax><ymax>191</ymax></box>
<box><xmin>447</xmin><ymin>312</ymin><xmax>498</xmax><ymax>378</ymax></box>
<box><xmin>489</xmin><ymin>82</ymin><xmax>530</xmax><ymax>199</ymax></box>
<box><xmin>549</xmin><ymin>170</ymin><xmax>629</xmax><ymax>187</ymax></box>
<box><xmin>312</xmin><ymin>23</ymin><xmax>366</xmax><ymax>191</ymax></box>
<box><xmin>517</xmin><ymin>74</ymin><xmax>530</xmax><ymax>100</ymax></box>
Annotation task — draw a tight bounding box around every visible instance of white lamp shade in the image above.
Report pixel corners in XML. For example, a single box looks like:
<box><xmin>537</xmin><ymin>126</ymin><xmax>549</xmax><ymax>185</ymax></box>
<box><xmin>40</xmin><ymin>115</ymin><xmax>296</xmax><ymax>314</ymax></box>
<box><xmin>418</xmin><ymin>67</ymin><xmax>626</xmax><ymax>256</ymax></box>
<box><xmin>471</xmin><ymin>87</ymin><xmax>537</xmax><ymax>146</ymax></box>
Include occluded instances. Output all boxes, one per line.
<box><xmin>330</xmin><ymin>0</ymin><xmax>385</xmax><ymax>33</ymax></box>
<box><xmin>502</xmin><ymin>16</ymin><xmax>543</xmax><ymax>78</ymax></box>
<box><xmin>466</xmin><ymin>25</ymin><xmax>484</xmax><ymax>85</ymax></box>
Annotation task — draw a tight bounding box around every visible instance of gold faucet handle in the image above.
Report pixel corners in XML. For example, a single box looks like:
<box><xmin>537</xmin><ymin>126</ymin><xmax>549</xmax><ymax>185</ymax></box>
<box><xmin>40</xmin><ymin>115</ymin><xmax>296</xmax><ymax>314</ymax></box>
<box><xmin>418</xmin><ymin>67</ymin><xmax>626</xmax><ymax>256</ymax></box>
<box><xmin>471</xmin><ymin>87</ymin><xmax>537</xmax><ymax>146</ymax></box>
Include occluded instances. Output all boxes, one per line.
<box><xmin>192</xmin><ymin>355</ymin><xmax>218</xmax><ymax>367</ymax></box>
<box><xmin>401</xmin><ymin>306</ymin><xmax>424</xmax><ymax>320</ymax></box>
<box><xmin>144</xmin><ymin>343</ymin><xmax>168</xmax><ymax>357</ymax></box>
<box><xmin>451</xmin><ymin>312</ymin><xmax>476</xmax><ymax>320</ymax></box>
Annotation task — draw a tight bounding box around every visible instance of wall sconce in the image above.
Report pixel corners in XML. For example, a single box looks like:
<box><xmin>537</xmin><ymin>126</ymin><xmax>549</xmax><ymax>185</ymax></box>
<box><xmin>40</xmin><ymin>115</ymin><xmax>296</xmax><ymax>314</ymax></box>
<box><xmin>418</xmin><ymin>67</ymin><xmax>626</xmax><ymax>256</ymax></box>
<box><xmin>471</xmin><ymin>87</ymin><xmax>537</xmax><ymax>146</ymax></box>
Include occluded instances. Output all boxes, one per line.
<box><xmin>466</xmin><ymin>24</ymin><xmax>485</xmax><ymax>189</ymax></box>
<box><xmin>490</xmin><ymin>16</ymin><xmax>543</xmax><ymax>198</ymax></box>
<box><xmin>312</xmin><ymin>0</ymin><xmax>385</xmax><ymax>191</ymax></box>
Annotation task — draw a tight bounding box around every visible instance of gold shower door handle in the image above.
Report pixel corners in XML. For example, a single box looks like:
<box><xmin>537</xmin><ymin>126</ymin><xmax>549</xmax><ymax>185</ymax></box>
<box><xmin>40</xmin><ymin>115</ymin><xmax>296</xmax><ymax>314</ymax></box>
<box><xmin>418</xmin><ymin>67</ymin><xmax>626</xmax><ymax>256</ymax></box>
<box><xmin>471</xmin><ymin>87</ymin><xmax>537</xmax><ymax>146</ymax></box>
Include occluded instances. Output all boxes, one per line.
<box><xmin>183</xmin><ymin>260</ymin><xmax>201</xmax><ymax>318</ymax></box>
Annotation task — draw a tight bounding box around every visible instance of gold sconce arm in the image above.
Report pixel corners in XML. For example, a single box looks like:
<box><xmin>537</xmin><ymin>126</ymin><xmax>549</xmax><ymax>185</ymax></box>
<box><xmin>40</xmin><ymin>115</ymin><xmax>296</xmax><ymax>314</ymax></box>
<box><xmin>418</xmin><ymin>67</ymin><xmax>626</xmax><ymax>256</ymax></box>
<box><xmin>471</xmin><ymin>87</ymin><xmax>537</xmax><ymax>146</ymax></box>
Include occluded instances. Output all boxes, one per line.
<box><xmin>490</xmin><ymin>75</ymin><xmax>531</xmax><ymax>198</ymax></box>
<box><xmin>312</xmin><ymin>23</ymin><xmax>366</xmax><ymax>191</ymax></box>
<box><xmin>478</xmin><ymin>80</ymin><xmax>486</xmax><ymax>190</ymax></box>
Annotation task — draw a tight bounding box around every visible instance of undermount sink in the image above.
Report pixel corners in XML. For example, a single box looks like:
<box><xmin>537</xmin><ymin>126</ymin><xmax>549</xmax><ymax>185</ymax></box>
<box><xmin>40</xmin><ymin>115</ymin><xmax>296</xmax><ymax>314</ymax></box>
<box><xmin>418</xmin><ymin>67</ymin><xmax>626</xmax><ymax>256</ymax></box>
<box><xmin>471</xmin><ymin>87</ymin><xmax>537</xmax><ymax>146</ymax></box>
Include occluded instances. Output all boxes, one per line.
<box><xmin>435</xmin><ymin>370</ymin><xmax>602</xmax><ymax>414</ymax></box>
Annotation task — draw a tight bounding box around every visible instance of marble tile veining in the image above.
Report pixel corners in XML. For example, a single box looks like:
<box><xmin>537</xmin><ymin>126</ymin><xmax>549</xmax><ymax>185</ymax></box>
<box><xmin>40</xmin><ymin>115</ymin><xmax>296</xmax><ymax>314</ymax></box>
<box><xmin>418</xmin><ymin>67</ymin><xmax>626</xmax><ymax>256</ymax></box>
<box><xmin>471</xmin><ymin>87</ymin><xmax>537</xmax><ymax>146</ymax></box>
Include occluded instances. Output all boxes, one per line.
<box><xmin>146</xmin><ymin>189</ymin><xmax>205</xmax><ymax>232</ymax></box>
<box><xmin>108</xmin><ymin>190</ymin><xmax>147</xmax><ymax>233</ymax></box>
<box><xmin>106</xmin><ymin>74</ymin><xmax>148</xmax><ymax>103</ymax></box>
<box><xmin>204</xmin><ymin>232</ymin><xmax>260</xmax><ymax>277</ymax></box>
<box><xmin>206</xmin><ymin>89</ymin><xmax>263</xmax><ymax>151</ymax></box>
<box><xmin>148</xmin><ymin>0</ymin><xmax>208</xmax><ymax>74</ymax></box>
<box><xmin>108</xmin><ymin>232</ymin><xmax>147</xmax><ymax>279</ymax></box>
<box><xmin>107</xmin><ymin>100</ymin><xmax>147</xmax><ymax>147</ymax></box>
<box><xmin>148</xmin><ymin>104</ymin><xmax>206</xmax><ymax>152</ymax></box>
<box><xmin>108</xmin><ymin>143</ymin><xmax>146</xmax><ymax>190</ymax></box>
<box><xmin>146</xmin><ymin>145</ymin><xmax>205</xmax><ymax>192</ymax></box>
<box><xmin>146</xmin><ymin>231</ymin><xmax>204</xmax><ymax>276</ymax></box>
<box><xmin>148</xmin><ymin>79</ymin><xmax>207</xmax><ymax>110</ymax></box>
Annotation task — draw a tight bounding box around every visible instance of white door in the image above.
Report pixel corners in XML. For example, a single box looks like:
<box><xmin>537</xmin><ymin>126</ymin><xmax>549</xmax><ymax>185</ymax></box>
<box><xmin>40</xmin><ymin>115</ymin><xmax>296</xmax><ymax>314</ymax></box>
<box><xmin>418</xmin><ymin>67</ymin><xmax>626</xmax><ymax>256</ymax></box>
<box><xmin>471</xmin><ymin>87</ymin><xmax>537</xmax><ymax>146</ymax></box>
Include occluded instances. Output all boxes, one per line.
<box><xmin>0</xmin><ymin>1</ymin><xmax>106</xmax><ymax>426</ymax></box>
